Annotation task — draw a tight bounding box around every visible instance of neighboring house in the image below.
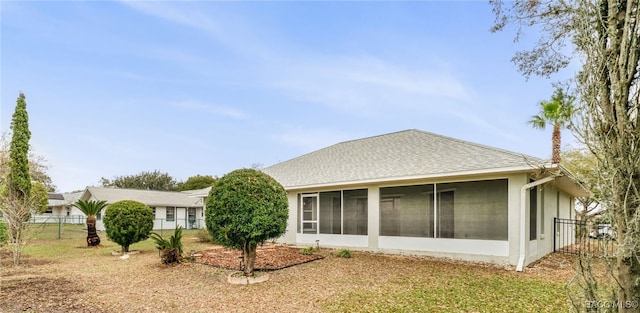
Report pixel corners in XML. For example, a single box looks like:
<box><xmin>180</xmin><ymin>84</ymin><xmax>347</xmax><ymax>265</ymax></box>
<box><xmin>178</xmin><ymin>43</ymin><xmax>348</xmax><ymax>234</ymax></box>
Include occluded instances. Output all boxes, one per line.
<box><xmin>263</xmin><ymin>129</ymin><xmax>587</xmax><ymax>271</ymax></box>
<box><xmin>44</xmin><ymin>187</ymin><xmax>206</xmax><ymax>231</ymax></box>
<box><xmin>79</xmin><ymin>187</ymin><xmax>205</xmax><ymax>231</ymax></box>
<box><xmin>45</xmin><ymin>191</ymin><xmax>85</xmax><ymax>224</ymax></box>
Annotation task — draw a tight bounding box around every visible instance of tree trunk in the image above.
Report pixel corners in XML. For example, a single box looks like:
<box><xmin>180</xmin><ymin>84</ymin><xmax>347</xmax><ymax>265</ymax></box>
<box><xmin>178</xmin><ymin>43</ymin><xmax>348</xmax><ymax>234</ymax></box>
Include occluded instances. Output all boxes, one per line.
<box><xmin>615</xmin><ymin>202</ymin><xmax>640</xmax><ymax>312</ymax></box>
<box><xmin>85</xmin><ymin>216</ymin><xmax>100</xmax><ymax>247</ymax></box>
<box><xmin>552</xmin><ymin>124</ymin><xmax>561</xmax><ymax>164</ymax></box>
<box><xmin>122</xmin><ymin>244</ymin><xmax>129</xmax><ymax>253</ymax></box>
<box><xmin>242</xmin><ymin>241</ymin><xmax>257</xmax><ymax>276</ymax></box>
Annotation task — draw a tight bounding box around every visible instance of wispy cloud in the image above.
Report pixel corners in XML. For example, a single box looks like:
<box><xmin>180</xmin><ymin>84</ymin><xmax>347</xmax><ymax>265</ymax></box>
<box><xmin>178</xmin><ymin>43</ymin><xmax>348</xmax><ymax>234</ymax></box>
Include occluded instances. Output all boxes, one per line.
<box><xmin>269</xmin><ymin>55</ymin><xmax>474</xmax><ymax>116</ymax></box>
<box><xmin>118</xmin><ymin>1</ymin><xmax>273</xmax><ymax>59</ymax></box>
<box><xmin>173</xmin><ymin>100</ymin><xmax>247</xmax><ymax>119</ymax></box>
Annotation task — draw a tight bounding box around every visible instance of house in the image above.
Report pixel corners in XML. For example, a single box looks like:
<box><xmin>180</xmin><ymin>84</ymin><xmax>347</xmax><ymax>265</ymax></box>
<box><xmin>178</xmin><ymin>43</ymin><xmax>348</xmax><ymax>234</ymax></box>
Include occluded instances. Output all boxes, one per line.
<box><xmin>79</xmin><ymin>187</ymin><xmax>205</xmax><ymax>231</ymax></box>
<box><xmin>45</xmin><ymin>187</ymin><xmax>206</xmax><ymax>231</ymax></box>
<box><xmin>44</xmin><ymin>191</ymin><xmax>84</xmax><ymax>224</ymax></box>
<box><xmin>263</xmin><ymin>129</ymin><xmax>587</xmax><ymax>271</ymax></box>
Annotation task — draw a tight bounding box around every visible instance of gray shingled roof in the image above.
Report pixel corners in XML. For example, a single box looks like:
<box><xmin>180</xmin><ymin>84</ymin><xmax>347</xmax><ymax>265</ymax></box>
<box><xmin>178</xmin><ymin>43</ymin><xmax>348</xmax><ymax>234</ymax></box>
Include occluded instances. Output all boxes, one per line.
<box><xmin>85</xmin><ymin>187</ymin><xmax>201</xmax><ymax>207</ymax></box>
<box><xmin>263</xmin><ymin>129</ymin><xmax>544</xmax><ymax>188</ymax></box>
<box><xmin>47</xmin><ymin>191</ymin><xmax>83</xmax><ymax>206</ymax></box>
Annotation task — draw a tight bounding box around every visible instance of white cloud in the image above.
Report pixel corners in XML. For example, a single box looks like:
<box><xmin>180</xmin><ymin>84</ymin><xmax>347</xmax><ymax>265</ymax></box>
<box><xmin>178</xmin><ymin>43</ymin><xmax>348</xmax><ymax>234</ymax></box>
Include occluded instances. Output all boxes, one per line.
<box><xmin>269</xmin><ymin>55</ymin><xmax>475</xmax><ymax>117</ymax></box>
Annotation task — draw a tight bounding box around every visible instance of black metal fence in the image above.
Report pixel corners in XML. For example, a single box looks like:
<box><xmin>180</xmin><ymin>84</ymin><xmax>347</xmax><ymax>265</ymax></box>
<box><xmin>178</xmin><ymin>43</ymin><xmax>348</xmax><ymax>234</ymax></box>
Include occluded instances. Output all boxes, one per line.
<box><xmin>554</xmin><ymin>217</ymin><xmax>616</xmax><ymax>257</ymax></box>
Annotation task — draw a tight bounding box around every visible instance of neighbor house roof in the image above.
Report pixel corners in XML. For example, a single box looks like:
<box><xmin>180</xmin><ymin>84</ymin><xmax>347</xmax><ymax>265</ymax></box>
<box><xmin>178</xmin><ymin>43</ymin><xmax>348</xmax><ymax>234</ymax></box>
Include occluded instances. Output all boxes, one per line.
<box><xmin>82</xmin><ymin>187</ymin><xmax>201</xmax><ymax>207</ymax></box>
<box><xmin>263</xmin><ymin>129</ymin><xmax>545</xmax><ymax>189</ymax></box>
<box><xmin>47</xmin><ymin>191</ymin><xmax>83</xmax><ymax>207</ymax></box>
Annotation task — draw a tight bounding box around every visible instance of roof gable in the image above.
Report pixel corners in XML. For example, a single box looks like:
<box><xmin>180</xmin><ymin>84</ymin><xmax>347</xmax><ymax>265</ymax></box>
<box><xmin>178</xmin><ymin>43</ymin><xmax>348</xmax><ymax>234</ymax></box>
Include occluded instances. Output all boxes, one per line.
<box><xmin>263</xmin><ymin>129</ymin><xmax>543</xmax><ymax>188</ymax></box>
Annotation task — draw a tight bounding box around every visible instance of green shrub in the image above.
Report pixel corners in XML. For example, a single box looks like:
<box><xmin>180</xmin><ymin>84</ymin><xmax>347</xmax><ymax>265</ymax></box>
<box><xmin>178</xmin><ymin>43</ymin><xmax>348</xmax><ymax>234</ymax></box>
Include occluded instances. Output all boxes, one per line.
<box><xmin>337</xmin><ymin>248</ymin><xmax>352</xmax><ymax>258</ymax></box>
<box><xmin>300</xmin><ymin>246</ymin><xmax>314</xmax><ymax>255</ymax></box>
<box><xmin>150</xmin><ymin>226</ymin><xmax>183</xmax><ymax>264</ymax></box>
<box><xmin>205</xmin><ymin>168</ymin><xmax>288</xmax><ymax>276</ymax></box>
<box><xmin>0</xmin><ymin>221</ymin><xmax>8</xmax><ymax>245</ymax></box>
<box><xmin>196</xmin><ymin>228</ymin><xmax>212</xmax><ymax>243</ymax></box>
<box><xmin>103</xmin><ymin>200</ymin><xmax>154</xmax><ymax>253</ymax></box>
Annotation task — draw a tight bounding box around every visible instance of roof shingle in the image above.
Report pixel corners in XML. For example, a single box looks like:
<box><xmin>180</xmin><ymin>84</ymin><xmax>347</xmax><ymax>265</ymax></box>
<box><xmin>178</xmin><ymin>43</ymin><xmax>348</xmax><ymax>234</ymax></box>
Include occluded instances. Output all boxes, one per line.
<box><xmin>263</xmin><ymin>129</ymin><xmax>543</xmax><ymax>188</ymax></box>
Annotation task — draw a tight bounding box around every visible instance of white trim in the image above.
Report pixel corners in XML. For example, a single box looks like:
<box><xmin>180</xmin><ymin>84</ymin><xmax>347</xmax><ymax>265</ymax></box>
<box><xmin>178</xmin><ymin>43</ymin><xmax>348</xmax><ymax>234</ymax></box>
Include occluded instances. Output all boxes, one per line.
<box><xmin>296</xmin><ymin>233</ymin><xmax>368</xmax><ymax>247</ymax></box>
<box><xmin>516</xmin><ymin>176</ymin><xmax>555</xmax><ymax>272</ymax></box>
<box><xmin>282</xmin><ymin>165</ymin><xmax>541</xmax><ymax>191</ymax></box>
<box><xmin>379</xmin><ymin>236</ymin><xmax>509</xmax><ymax>256</ymax></box>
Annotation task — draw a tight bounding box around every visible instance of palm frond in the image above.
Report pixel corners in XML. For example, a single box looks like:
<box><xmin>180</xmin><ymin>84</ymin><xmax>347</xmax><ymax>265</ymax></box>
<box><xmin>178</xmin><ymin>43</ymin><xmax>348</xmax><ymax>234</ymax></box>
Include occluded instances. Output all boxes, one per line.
<box><xmin>73</xmin><ymin>200</ymin><xmax>108</xmax><ymax>217</ymax></box>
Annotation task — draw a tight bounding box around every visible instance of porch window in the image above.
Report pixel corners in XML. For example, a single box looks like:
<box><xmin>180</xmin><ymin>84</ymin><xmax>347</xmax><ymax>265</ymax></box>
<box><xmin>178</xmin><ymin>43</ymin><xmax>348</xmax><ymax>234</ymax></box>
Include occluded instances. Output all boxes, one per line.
<box><xmin>380</xmin><ymin>184</ymin><xmax>434</xmax><ymax>237</ymax></box>
<box><xmin>298</xmin><ymin>189</ymin><xmax>368</xmax><ymax>235</ymax></box>
<box><xmin>379</xmin><ymin>179</ymin><xmax>508</xmax><ymax>240</ymax></box>
<box><xmin>437</xmin><ymin>179</ymin><xmax>508</xmax><ymax>240</ymax></box>
<box><xmin>166</xmin><ymin>206</ymin><xmax>175</xmax><ymax>222</ymax></box>
<box><xmin>343</xmin><ymin>189</ymin><xmax>367</xmax><ymax>235</ymax></box>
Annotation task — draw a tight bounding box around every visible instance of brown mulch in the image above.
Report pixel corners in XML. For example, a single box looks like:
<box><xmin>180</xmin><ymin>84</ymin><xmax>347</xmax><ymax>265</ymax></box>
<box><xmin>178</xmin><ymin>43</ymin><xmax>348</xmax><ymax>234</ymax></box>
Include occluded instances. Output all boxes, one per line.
<box><xmin>196</xmin><ymin>243</ymin><xmax>324</xmax><ymax>270</ymax></box>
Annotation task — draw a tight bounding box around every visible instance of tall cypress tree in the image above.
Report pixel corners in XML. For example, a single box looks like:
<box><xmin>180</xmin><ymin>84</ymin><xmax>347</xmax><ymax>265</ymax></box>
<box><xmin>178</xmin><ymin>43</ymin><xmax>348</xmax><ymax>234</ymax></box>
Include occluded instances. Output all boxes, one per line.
<box><xmin>8</xmin><ymin>92</ymin><xmax>32</xmax><ymax>199</ymax></box>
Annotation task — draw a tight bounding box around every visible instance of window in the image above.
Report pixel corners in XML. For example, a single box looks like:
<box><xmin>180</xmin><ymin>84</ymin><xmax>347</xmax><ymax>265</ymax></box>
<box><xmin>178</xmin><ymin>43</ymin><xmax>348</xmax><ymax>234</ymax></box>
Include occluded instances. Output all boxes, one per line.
<box><xmin>166</xmin><ymin>207</ymin><xmax>175</xmax><ymax>222</ymax></box>
<box><xmin>298</xmin><ymin>189</ymin><xmax>368</xmax><ymax>235</ymax></box>
<box><xmin>380</xmin><ymin>180</ymin><xmax>508</xmax><ymax>240</ymax></box>
<box><xmin>343</xmin><ymin>189</ymin><xmax>367</xmax><ymax>235</ymax></box>
<box><xmin>45</xmin><ymin>207</ymin><xmax>53</xmax><ymax>214</ymax></box>
<box><xmin>320</xmin><ymin>191</ymin><xmax>341</xmax><ymax>234</ymax></box>
<box><xmin>380</xmin><ymin>185</ymin><xmax>434</xmax><ymax>237</ymax></box>
<box><xmin>150</xmin><ymin>207</ymin><xmax>156</xmax><ymax>218</ymax></box>
<box><xmin>530</xmin><ymin>186</ymin><xmax>537</xmax><ymax>240</ymax></box>
<box><xmin>438</xmin><ymin>180</ymin><xmax>508</xmax><ymax>240</ymax></box>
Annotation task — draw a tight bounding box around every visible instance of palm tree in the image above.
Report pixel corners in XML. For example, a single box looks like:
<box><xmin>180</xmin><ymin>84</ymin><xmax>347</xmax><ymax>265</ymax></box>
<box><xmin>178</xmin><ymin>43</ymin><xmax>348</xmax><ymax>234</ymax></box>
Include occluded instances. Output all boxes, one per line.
<box><xmin>73</xmin><ymin>200</ymin><xmax>108</xmax><ymax>246</ymax></box>
<box><xmin>528</xmin><ymin>87</ymin><xmax>575</xmax><ymax>164</ymax></box>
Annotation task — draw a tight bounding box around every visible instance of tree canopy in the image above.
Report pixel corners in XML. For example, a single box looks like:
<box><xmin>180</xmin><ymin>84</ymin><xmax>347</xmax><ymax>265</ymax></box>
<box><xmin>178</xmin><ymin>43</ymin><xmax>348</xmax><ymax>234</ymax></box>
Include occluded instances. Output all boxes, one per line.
<box><xmin>176</xmin><ymin>175</ymin><xmax>217</xmax><ymax>191</ymax></box>
<box><xmin>205</xmin><ymin>168</ymin><xmax>288</xmax><ymax>276</ymax></box>
<box><xmin>100</xmin><ymin>170</ymin><xmax>178</xmax><ymax>191</ymax></box>
<box><xmin>528</xmin><ymin>87</ymin><xmax>575</xmax><ymax>163</ymax></box>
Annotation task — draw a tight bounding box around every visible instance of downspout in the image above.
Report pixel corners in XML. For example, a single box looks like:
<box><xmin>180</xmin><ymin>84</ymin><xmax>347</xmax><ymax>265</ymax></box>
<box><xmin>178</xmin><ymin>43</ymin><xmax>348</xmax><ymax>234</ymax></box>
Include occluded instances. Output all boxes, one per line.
<box><xmin>516</xmin><ymin>175</ymin><xmax>556</xmax><ymax>272</ymax></box>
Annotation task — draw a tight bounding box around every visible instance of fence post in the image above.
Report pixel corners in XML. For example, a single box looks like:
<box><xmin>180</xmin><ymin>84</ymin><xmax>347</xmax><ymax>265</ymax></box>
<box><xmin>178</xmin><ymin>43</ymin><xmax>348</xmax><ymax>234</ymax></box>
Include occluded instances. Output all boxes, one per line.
<box><xmin>553</xmin><ymin>217</ymin><xmax>557</xmax><ymax>253</ymax></box>
<box><xmin>58</xmin><ymin>216</ymin><xmax>62</xmax><ymax>240</ymax></box>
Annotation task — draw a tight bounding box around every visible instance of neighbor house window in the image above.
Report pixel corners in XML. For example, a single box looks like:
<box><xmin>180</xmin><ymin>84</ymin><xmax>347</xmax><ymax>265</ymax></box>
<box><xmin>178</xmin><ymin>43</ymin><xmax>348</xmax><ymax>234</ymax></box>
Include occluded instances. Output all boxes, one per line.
<box><xmin>45</xmin><ymin>207</ymin><xmax>53</xmax><ymax>214</ymax></box>
<box><xmin>150</xmin><ymin>207</ymin><xmax>156</xmax><ymax>218</ymax></box>
<box><xmin>166</xmin><ymin>207</ymin><xmax>175</xmax><ymax>222</ymax></box>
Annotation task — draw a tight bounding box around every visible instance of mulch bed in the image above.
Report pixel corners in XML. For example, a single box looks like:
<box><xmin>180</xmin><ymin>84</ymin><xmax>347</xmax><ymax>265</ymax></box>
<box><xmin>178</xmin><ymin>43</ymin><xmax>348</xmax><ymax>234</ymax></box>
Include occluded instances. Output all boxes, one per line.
<box><xmin>195</xmin><ymin>243</ymin><xmax>324</xmax><ymax>271</ymax></box>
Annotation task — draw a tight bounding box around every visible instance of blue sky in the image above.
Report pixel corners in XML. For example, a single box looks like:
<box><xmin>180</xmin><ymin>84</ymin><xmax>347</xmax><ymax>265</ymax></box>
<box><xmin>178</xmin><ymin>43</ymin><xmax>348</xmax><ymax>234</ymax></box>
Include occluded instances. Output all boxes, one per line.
<box><xmin>1</xmin><ymin>1</ymin><xmax>577</xmax><ymax>192</ymax></box>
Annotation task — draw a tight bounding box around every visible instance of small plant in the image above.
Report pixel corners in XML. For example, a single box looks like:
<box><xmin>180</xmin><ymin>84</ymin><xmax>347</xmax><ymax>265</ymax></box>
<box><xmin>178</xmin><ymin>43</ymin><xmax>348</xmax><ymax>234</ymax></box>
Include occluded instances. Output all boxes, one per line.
<box><xmin>196</xmin><ymin>228</ymin><xmax>212</xmax><ymax>243</ymax></box>
<box><xmin>300</xmin><ymin>246</ymin><xmax>314</xmax><ymax>255</ymax></box>
<box><xmin>0</xmin><ymin>221</ymin><xmax>8</xmax><ymax>245</ymax></box>
<box><xmin>337</xmin><ymin>249</ymin><xmax>352</xmax><ymax>258</ymax></box>
<box><xmin>150</xmin><ymin>226</ymin><xmax>184</xmax><ymax>264</ymax></box>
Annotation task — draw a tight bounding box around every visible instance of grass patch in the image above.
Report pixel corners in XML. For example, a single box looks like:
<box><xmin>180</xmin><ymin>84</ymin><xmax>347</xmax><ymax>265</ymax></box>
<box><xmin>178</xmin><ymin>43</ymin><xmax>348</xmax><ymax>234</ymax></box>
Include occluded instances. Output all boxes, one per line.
<box><xmin>325</xmin><ymin>265</ymin><xmax>568</xmax><ymax>312</ymax></box>
<box><xmin>20</xmin><ymin>223</ymin><xmax>207</xmax><ymax>261</ymax></box>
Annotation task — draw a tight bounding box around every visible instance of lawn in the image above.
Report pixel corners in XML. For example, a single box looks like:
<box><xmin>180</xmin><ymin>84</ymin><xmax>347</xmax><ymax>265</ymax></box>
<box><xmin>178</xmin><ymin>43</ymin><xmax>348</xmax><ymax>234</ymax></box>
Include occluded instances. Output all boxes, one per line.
<box><xmin>1</xmin><ymin>223</ymin><xmax>575</xmax><ymax>313</ymax></box>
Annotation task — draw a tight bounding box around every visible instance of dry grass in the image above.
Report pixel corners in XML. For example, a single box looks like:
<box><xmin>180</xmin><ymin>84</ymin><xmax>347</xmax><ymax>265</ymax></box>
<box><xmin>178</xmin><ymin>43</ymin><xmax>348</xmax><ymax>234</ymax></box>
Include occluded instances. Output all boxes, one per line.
<box><xmin>0</xmin><ymin>224</ymin><xmax>581</xmax><ymax>312</ymax></box>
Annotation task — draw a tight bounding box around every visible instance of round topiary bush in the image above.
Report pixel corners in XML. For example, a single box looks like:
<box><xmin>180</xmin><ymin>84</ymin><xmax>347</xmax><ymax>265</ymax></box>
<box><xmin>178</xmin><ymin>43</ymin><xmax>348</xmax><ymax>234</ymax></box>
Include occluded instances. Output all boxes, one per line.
<box><xmin>103</xmin><ymin>200</ymin><xmax>154</xmax><ymax>253</ymax></box>
<box><xmin>206</xmin><ymin>168</ymin><xmax>288</xmax><ymax>276</ymax></box>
